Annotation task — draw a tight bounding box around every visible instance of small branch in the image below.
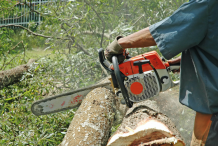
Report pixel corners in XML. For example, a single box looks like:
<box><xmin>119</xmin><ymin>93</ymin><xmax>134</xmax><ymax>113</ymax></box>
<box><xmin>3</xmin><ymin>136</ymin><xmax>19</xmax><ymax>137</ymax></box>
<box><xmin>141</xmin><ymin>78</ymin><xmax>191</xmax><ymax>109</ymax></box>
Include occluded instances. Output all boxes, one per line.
<box><xmin>0</xmin><ymin>7</ymin><xmax>14</xmax><ymax>11</ymax></box>
<box><xmin>88</xmin><ymin>23</ymin><xmax>101</xmax><ymax>44</ymax></box>
<box><xmin>1</xmin><ymin>55</ymin><xmax>20</xmax><ymax>71</ymax></box>
<box><xmin>75</xmin><ymin>42</ymin><xmax>90</xmax><ymax>56</ymax></box>
<box><xmin>79</xmin><ymin>31</ymin><xmax>110</xmax><ymax>39</ymax></box>
<box><xmin>132</xmin><ymin>14</ymin><xmax>145</xmax><ymax>26</ymax></box>
<box><xmin>61</xmin><ymin>23</ymin><xmax>91</xmax><ymax>56</ymax></box>
<box><xmin>0</xmin><ymin>41</ymin><xmax>23</xmax><ymax>70</ymax></box>
<box><xmin>23</xmin><ymin>1</ymin><xmax>40</xmax><ymax>15</ymax></box>
<box><xmin>7</xmin><ymin>41</ymin><xmax>23</xmax><ymax>54</ymax></box>
<box><xmin>100</xmin><ymin>64</ymin><xmax>109</xmax><ymax>76</ymax></box>
<box><xmin>0</xmin><ymin>12</ymin><xmax>30</xmax><ymax>22</ymax></box>
<box><xmin>21</xmin><ymin>41</ymin><xmax>26</xmax><ymax>62</ymax></box>
<box><xmin>84</xmin><ymin>0</ymin><xmax>105</xmax><ymax>48</ymax></box>
<box><xmin>0</xmin><ymin>24</ymin><xmax>69</xmax><ymax>40</ymax></box>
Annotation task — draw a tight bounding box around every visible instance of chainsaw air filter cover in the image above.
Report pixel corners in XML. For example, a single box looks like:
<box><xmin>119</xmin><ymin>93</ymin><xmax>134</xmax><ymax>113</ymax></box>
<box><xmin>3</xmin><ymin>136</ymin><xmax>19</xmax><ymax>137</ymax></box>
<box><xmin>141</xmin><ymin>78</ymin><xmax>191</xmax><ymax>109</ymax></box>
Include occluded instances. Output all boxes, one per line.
<box><xmin>124</xmin><ymin>71</ymin><xmax>160</xmax><ymax>102</ymax></box>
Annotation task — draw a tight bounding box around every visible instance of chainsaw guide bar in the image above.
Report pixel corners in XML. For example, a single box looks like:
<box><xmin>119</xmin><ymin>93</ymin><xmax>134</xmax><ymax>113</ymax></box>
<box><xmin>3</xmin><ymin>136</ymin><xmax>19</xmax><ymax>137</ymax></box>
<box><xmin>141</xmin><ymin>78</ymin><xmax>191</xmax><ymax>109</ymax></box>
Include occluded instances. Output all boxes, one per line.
<box><xmin>31</xmin><ymin>82</ymin><xmax>111</xmax><ymax>116</ymax></box>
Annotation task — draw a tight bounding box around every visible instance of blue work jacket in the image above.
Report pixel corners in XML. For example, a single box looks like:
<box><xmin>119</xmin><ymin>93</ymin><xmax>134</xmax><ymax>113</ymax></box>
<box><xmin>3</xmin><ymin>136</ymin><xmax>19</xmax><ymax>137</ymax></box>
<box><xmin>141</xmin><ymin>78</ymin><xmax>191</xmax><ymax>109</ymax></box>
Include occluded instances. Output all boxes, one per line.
<box><xmin>150</xmin><ymin>0</ymin><xmax>218</xmax><ymax>114</ymax></box>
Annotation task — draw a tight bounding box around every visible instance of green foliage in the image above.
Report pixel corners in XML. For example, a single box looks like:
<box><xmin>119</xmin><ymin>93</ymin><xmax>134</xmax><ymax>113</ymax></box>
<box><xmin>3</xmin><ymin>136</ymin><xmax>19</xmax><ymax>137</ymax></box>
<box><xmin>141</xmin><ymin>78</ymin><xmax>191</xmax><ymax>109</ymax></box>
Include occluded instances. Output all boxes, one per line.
<box><xmin>111</xmin><ymin>124</ymin><xmax>121</xmax><ymax>136</ymax></box>
<box><xmin>0</xmin><ymin>0</ymin><xmax>17</xmax><ymax>18</ymax></box>
<box><xmin>0</xmin><ymin>54</ymin><xmax>76</xmax><ymax>145</ymax></box>
<box><xmin>0</xmin><ymin>0</ymin><xmax>186</xmax><ymax>145</ymax></box>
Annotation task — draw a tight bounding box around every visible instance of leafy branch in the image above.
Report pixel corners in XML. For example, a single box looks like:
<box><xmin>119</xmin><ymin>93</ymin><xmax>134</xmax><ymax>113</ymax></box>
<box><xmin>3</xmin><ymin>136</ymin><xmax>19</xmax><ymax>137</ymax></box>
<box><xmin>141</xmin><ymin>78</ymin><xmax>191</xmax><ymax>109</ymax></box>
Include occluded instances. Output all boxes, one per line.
<box><xmin>0</xmin><ymin>12</ymin><xmax>30</xmax><ymax>22</ymax></box>
<box><xmin>0</xmin><ymin>41</ymin><xmax>26</xmax><ymax>70</ymax></box>
<box><xmin>84</xmin><ymin>0</ymin><xmax>105</xmax><ymax>48</ymax></box>
<box><xmin>0</xmin><ymin>24</ymin><xmax>69</xmax><ymax>40</ymax></box>
<box><xmin>60</xmin><ymin>23</ymin><xmax>91</xmax><ymax>56</ymax></box>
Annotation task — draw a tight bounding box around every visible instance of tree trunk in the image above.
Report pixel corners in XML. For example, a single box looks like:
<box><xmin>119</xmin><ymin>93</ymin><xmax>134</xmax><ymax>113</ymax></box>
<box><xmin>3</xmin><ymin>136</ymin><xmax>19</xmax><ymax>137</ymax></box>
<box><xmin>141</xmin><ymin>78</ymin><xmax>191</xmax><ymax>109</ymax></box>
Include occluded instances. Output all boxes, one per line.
<box><xmin>0</xmin><ymin>59</ymin><xmax>35</xmax><ymax>89</ymax></box>
<box><xmin>59</xmin><ymin>87</ymin><xmax>120</xmax><ymax>146</ymax></box>
<box><xmin>107</xmin><ymin>100</ymin><xmax>185</xmax><ymax>146</ymax></box>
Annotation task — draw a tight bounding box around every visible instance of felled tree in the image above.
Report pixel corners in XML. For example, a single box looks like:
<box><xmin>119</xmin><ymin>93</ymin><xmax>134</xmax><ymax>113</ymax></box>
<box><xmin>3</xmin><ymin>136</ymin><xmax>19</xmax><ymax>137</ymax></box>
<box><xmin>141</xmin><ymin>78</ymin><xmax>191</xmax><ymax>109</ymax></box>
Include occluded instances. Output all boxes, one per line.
<box><xmin>60</xmin><ymin>86</ymin><xmax>185</xmax><ymax>146</ymax></box>
<box><xmin>0</xmin><ymin>59</ymin><xmax>35</xmax><ymax>89</ymax></box>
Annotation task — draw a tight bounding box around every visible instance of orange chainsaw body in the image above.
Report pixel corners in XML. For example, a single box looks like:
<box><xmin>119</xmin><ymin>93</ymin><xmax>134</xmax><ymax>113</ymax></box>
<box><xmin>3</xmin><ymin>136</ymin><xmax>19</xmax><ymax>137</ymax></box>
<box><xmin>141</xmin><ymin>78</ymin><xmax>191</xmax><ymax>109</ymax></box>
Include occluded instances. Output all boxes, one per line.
<box><xmin>118</xmin><ymin>51</ymin><xmax>166</xmax><ymax>76</ymax></box>
<box><xmin>109</xmin><ymin>51</ymin><xmax>175</xmax><ymax>105</ymax></box>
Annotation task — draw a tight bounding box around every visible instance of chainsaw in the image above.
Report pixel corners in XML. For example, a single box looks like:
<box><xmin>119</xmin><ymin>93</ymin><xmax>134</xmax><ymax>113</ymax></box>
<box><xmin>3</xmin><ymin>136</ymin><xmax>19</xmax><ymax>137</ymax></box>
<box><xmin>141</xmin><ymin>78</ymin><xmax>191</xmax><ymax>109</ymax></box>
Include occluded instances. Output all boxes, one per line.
<box><xmin>31</xmin><ymin>48</ymin><xmax>180</xmax><ymax>116</ymax></box>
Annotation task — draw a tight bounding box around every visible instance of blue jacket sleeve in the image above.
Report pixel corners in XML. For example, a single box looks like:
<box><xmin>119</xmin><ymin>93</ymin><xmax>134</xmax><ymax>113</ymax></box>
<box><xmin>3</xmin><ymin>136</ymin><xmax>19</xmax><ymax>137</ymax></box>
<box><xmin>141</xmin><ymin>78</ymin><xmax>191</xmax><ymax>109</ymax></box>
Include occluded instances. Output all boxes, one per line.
<box><xmin>149</xmin><ymin>0</ymin><xmax>208</xmax><ymax>59</ymax></box>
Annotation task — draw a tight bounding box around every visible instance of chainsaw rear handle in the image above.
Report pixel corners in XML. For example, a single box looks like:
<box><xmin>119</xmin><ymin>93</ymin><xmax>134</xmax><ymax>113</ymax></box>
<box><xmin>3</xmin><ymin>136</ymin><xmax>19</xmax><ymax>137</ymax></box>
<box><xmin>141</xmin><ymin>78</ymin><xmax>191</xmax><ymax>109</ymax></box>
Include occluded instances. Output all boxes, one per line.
<box><xmin>165</xmin><ymin>61</ymin><xmax>180</xmax><ymax>72</ymax></box>
<box><xmin>112</xmin><ymin>56</ymin><xmax>133</xmax><ymax>108</ymax></box>
<box><xmin>166</xmin><ymin>62</ymin><xmax>180</xmax><ymax>87</ymax></box>
<box><xmin>169</xmin><ymin>64</ymin><xmax>180</xmax><ymax>72</ymax></box>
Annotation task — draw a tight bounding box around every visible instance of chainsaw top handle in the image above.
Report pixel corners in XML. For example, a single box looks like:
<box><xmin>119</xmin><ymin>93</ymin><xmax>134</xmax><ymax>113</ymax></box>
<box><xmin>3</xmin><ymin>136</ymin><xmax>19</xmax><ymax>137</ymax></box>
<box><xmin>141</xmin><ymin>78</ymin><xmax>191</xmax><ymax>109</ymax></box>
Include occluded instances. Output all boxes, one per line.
<box><xmin>98</xmin><ymin>48</ymin><xmax>133</xmax><ymax>108</ymax></box>
<box><xmin>112</xmin><ymin>56</ymin><xmax>133</xmax><ymax>108</ymax></box>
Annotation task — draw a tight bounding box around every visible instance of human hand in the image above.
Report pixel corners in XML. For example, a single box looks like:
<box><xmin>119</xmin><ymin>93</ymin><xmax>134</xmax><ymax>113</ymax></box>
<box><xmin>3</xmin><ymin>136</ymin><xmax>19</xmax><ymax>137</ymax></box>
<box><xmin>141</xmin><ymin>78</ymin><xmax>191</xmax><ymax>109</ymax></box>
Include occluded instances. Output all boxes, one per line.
<box><xmin>168</xmin><ymin>56</ymin><xmax>181</xmax><ymax>73</ymax></box>
<box><xmin>104</xmin><ymin>36</ymin><xmax>126</xmax><ymax>63</ymax></box>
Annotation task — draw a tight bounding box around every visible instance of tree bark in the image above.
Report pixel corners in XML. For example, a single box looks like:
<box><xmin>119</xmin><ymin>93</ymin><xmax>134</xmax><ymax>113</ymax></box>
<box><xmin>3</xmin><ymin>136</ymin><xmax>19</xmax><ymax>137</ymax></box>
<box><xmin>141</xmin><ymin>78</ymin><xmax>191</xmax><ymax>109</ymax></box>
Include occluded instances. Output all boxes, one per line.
<box><xmin>59</xmin><ymin>87</ymin><xmax>120</xmax><ymax>146</ymax></box>
<box><xmin>0</xmin><ymin>59</ymin><xmax>35</xmax><ymax>89</ymax></box>
<box><xmin>107</xmin><ymin>100</ymin><xmax>185</xmax><ymax>146</ymax></box>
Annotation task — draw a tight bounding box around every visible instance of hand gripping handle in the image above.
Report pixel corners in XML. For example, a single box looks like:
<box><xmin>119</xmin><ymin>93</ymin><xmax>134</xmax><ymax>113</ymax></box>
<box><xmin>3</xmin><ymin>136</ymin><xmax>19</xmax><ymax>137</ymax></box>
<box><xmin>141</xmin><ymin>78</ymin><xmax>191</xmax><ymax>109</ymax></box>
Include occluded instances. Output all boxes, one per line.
<box><xmin>164</xmin><ymin>61</ymin><xmax>180</xmax><ymax>72</ymax></box>
<box><xmin>166</xmin><ymin>62</ymin><xmax>180</xmax><ymax>87</ymax></box>
<box><xmin>169</xmin><ymin>62</ymin><xmax>180</xmax><ymax>72</ymax></box>
<box><xmin>98</xmin><ymin>48</ymin><xmax>132</xmax><ymax>73</ymax></box>
<box><xmin>98</xmin><ymin>48</ymin><xmax>113</xmax><ymax>73</ymax></box>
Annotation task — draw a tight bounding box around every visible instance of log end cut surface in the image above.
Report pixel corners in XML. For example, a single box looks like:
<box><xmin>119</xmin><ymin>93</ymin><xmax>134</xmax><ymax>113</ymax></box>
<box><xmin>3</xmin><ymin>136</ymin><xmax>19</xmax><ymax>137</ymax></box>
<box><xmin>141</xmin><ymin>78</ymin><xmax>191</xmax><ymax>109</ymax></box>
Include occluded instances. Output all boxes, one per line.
<box><xmin>107</xmin><ymin>100</ymin><xmax>185</xmax><ymax>146</ymax></box>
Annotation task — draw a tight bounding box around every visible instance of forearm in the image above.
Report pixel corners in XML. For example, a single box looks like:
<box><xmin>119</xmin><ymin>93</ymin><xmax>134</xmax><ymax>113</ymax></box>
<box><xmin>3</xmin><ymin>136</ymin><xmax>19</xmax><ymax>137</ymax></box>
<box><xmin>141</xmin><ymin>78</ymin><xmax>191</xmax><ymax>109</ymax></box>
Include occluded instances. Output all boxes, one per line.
<box><xmin>118</xmin><ymin>27</ymin><xmax>156</xmax><ymax>48</ymax></box>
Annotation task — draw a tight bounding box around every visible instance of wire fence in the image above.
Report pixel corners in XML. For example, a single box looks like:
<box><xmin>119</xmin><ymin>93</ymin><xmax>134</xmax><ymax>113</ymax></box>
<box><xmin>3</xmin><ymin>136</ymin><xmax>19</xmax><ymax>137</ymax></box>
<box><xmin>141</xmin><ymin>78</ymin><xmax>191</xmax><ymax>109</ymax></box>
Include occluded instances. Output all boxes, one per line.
<box><xmin>0</xmin><ymin>0</ymin><xmax>50</xmax><ymax>28</ymax></box>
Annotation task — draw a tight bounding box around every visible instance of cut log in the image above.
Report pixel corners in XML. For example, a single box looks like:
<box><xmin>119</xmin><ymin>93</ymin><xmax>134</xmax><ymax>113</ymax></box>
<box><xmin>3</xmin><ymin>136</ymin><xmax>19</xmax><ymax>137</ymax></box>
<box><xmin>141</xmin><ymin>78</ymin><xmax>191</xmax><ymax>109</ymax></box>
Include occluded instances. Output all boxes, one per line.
<box><xmin>0</xmin><ymin>59</ymin><xmax>35</xmax><ymax>89</ymax></box>
<box><xmin>152</xmin><ymin>86</ymin><xmax>195</xmax><ymax>145</ymax></box>
<box><xmin>107</xmin><ymin>100</ymin><xmax>185</xmax><ymax>146</ymax></box>
<box><xmin>59</xmin><ymin>87</ymin><xmax>120</xmax><ymax>146</ymax></box>
<box><xmin>59</xmin><ymin>77</ymin><xmax>185</xmax><ymax>146</ymax></box>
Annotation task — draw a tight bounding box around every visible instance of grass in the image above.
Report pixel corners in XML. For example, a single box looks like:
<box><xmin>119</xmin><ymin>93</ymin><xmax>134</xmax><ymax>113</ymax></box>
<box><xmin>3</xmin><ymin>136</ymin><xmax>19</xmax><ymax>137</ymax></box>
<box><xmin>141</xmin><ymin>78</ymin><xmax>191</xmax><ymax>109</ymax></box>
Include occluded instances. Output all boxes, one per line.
<box><xmin>0</xmin><ymin>48</ymin><xmax>69</xmax><ymax>70</ymax></box>
<box><xmin>0</xmin><ymin>48</ymin><xmax>107</xmax><ymax>145</ymax></box>
<box><xmin>0</xmin><ymin>49</ymin><xmax>76</xmax><ymax>145</ymax></box>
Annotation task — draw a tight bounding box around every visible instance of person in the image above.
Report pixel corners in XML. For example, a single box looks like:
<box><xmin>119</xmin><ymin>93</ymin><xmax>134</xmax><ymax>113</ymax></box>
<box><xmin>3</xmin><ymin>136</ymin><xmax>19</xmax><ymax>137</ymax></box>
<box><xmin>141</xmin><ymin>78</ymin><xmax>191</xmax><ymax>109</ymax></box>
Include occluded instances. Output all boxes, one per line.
<box><xmin>104</xmin><ymin>0</ymin><xmax>218</xmax><ymax>145</ymax></box>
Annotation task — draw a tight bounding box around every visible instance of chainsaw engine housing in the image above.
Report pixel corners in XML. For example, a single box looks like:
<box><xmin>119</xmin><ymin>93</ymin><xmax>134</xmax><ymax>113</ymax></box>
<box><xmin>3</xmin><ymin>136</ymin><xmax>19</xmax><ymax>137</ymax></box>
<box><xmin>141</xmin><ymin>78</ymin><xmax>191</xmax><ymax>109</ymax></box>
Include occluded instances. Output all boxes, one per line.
<box><xmin>114</xmin><ymin>51</ymin><xmax>173</xmax><ymax>103</ymax></box>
